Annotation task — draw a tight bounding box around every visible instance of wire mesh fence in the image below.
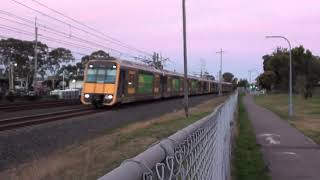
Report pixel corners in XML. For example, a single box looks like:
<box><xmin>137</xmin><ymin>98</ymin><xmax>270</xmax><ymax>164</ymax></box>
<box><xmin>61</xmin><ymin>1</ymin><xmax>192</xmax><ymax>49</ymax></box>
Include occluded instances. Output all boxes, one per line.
<box><xmin>99</xmin><ymin>92</ymin><xmax>238</xmax><ymax>180</ymax></box>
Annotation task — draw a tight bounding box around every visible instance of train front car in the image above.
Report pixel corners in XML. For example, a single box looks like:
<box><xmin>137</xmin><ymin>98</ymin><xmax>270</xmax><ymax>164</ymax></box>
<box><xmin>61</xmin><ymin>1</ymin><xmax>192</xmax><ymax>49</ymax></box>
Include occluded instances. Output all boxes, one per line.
<box><xmin>81</xmin><ymin>59</ymin><xmax>119</xmax><ymax>108</ymax></box>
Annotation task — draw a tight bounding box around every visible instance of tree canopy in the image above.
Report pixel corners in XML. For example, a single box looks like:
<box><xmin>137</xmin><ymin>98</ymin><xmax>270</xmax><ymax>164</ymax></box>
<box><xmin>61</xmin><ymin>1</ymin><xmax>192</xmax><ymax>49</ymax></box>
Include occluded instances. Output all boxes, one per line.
<box><xmin>223</xmin><ymin>72</ymin><xmax>234</xmax><ymax>82</ymax></box>
<box><xmin>260</xmin><ymin>45</ymin><xmax>320</xmax><ymax>97</ymax></box>
<box><xmin>0</xmin><ymin>38</ymin><xmax>48</xmax><ymax>86</ymax></box>
<box><xmin>0</xmin><ymin>38</ymin><xmax>116</xmax><ymax>90</ymax></box>
<box><xmin>238</xmin><ymin>79</ymin><xmax>249</xmax><ymax>87</ymax></box>
<box><xmin>80</xmin><ymin>50</ymin><xmax>115</xmax><ymax>67</ymax></box>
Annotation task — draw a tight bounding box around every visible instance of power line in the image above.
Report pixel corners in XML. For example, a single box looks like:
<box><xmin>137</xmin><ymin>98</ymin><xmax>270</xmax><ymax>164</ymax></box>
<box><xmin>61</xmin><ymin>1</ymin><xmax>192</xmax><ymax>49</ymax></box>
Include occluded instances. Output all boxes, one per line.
<box><xmin>30</xmin><ymin>0</ymin><xmax>153</xmax><ymax>57</ymax></box>
<box><xmin>0</xmin><ymin>22</ymin><xmax>141</xmax><ymax>60</ymax></box>
<box><xmin>0</xmin><ymin>9</ymin><xmax>154</xmax><ymax>63</ymax></box>
<box><xmin>0</xmin><ymin>9</ymin><xmax>34</xmax><ymax>24</ymax></box>
<box><xmin>0</xmin><ymin>24</ymin><xmax>34</xmax><ymax>36</ymax></box>
<box><xmin>0</xmin><ymin>25</ymin><xmax>96</xmax><ymax>57</ymax></box>
<box><xmin>0</xmin><ymin>16</ymin><xmax>34</xmax><ymax>29</ymax></box>
<box><xmin>0</xmin><ymin>12</ymin><xmax>124</xmax><ymax>55</ymax></box>
<box><xmin>0</xmin><ymin>33</ymin><xmax>90</xmax><ymax>60</ymax></box>
<box><xmin>0</xmin><ymin>9</ymin><xmax>153</xmax><ymax>62</ymax></box>
<box><xmin>11</xmin><ymin>0</ymin><xmax>154</xmax><ymax>58</ymax></box>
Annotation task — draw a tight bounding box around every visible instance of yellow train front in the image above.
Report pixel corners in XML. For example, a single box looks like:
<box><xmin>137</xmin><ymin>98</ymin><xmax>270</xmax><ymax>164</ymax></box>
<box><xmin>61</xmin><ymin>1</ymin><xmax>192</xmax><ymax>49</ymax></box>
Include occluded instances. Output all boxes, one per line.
<box><xmin>81</xmin><ymin>59</ymin><xmax>233</xmax><ymax>108</ymax></box>
<box><xmin>81</xmin><ymin>60</ymin><xmax>120</xmax><ymax>108</ymax></box>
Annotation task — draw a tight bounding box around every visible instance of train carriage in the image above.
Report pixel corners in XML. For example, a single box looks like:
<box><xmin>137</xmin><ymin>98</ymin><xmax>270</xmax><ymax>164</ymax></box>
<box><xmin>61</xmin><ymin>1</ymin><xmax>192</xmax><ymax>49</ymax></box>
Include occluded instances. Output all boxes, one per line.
<box><xmin>81</xmin><ymin>59</ymin><xmax>232</xmax><ymax>108</ymax></box>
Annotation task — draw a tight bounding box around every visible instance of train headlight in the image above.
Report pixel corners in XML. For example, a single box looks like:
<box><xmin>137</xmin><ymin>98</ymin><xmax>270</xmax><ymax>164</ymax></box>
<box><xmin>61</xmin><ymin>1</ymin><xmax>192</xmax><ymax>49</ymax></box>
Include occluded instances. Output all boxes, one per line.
<box><xmin>105</xmin><ymin>94</ymin><xmax>113</xmax><ymax>99</ymax></box>
<box><xmin>84</xmin><ymin>94</ymin><xmax>90</xmax><ymax>98</ymax></box>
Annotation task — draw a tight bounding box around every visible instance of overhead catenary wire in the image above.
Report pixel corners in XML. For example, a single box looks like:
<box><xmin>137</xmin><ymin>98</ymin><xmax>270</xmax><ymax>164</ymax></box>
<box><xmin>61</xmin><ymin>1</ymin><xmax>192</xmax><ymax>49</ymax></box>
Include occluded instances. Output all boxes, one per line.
<box><xmin>0</xmin><ymin>10</ymin><xmax>154</xmax><ymax>62</ymax></box>
<box><xmin>0</xmin><ymin>21</ymin><xmax>150</xmax><ymax>61</ymax></box>
<box><xmin>1</xmin><ymin>1</ymin><xmax>162</xmax><ymax>64</ymax></box>
<box><xmin>0</xmin><ymin>12</ymin><xmax>124</xmax><ymax>54</ymax></box>
<box><xmin>0</xmin><ymin>24</ymin><xmax>34</xmax><ymax>36</ymax></box>
<box><xmin>0</xmin><ymin>33</ymin><xmax>90</xmax><ymax>61</ymax></box>
<box><xmin>30</xmin><ymin>0</ymin><xmax>154</xmax><ymax>57</ymax></box>
<box><xmin>0</xmin><ymin>26</ymin><xmax>94</xmax><ymax>58</ymax></box>
<box><xmin>10</xmin><ymin>0</ymin><xmax>154</xmax><ymax>58</ymax></box>
<box><xmin>0</xmin><ymin>16</ymin><xmax>34</xmax><ymax>29</ymax></box>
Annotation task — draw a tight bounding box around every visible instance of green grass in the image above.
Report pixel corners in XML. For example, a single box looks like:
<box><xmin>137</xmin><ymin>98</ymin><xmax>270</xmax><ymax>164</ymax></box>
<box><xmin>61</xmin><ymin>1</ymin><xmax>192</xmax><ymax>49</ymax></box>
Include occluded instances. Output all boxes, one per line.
<box><xmin>113</xmin><ymin>111</ymin><xmax>211</xmax><ymax>148</ymax></box>
<box><xmin>254</xmin><ymin>94</ymin><xmax>320</xmax><ymax>144</ymax></box>
<box><xmin>234</xmin><ymin>95</ymin><xmax>270</xmax><ymax>180</ymax></box>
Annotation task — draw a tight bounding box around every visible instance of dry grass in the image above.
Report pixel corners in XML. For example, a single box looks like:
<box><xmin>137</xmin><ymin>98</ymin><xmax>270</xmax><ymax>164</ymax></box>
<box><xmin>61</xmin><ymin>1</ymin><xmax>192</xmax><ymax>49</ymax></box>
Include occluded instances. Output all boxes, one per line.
<box><xmin>0</xmin><ymin>96</ymin><xmax>227</xmax><ymax>180</ymax></box>
<box><xmin>255</xmin><ymin>94</ymin><xmax>320</xmax><ymax>144</ymax></box>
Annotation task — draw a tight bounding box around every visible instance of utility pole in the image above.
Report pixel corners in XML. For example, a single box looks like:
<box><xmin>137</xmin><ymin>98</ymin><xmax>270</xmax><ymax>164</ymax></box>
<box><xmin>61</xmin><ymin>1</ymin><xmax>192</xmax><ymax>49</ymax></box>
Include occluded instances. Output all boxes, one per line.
<box><xmin>216</xmin><ymin>48</ymin><xmax>225</xmax><ymax>96</ymax></box>
<box><xmin>9</xmin><ymin>63</ymin><xmax>13</xmax><ymax>91</ymax></box>
<box><xmin>182</xmin><ymin>0</ymin><xmax>189</xmax><ymax>117</ymax></box>
<box><xmin>62</xmin><ymin>70</ymin><xmax>65</xmax><ymax>90</ymax></box>
<box><xmin>33</xmin><ymin>17</ymin><xmax>38</xmax><ymax>90</ymax></box>
<box><xmin>9</xmin><ymin>62</ymin><xmax>17</xmax><ymax>92</ymax></box>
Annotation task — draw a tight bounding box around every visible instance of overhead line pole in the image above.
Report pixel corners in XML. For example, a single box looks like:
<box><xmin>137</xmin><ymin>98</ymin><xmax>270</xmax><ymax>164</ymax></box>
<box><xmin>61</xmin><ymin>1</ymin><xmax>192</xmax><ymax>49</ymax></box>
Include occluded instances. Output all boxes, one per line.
<box><xmin>182</xmin><ymin>0</ymin><xmax>189</xmax><ymax>118</ymax></box>
<box><xmin>33</xmin><ymin>17</ymin><xmax>38</xmax><ymax>91</ymax></box>
<box><xmin>216</xmin><ymin>48</ymin><xmax>225</xmax><ymax>96</ymax></box>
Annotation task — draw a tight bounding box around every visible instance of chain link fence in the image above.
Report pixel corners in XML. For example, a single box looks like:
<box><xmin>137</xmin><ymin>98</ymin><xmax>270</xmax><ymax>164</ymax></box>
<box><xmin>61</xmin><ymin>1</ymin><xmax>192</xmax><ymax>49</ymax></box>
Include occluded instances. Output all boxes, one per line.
<box><xmin>99</xmin><ymin>92</ymin><xmax>238</xmax><ymax>180</ymax></box>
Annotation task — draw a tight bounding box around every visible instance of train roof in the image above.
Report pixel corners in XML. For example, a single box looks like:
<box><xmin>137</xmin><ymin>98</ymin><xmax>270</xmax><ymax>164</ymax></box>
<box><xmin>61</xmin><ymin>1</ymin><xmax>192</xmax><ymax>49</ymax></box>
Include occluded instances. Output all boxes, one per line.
<box><xmin>89</xmin><ymin>59</ymin><xmax>232</xmax><ymax>85</ymax></box>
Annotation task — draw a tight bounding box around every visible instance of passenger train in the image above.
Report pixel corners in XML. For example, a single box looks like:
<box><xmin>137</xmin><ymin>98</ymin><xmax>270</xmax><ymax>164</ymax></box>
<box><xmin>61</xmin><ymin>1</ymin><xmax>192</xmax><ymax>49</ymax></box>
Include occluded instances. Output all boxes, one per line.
<box><xmin>80</xmin><ymin>59</ymin><xmax>233</xmax><ymax>108</ymax></box>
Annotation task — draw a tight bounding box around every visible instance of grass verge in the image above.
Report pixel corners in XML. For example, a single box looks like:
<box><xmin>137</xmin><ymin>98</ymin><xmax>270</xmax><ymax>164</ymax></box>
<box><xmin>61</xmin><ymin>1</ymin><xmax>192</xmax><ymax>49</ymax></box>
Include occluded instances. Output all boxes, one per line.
<box><xmin>233</xmin><ymin>95</ymin><xmax>270</xmax><ymax>180</ymax></box>
<box><xmin>1</xmin><ymin>96</ymin><xmax>227</xmax><ymax>180</ymax></box>
<box><xmin>255</xmin><ymin>94</ymin><xmax>320</xmax><ymax>144</ymax></box>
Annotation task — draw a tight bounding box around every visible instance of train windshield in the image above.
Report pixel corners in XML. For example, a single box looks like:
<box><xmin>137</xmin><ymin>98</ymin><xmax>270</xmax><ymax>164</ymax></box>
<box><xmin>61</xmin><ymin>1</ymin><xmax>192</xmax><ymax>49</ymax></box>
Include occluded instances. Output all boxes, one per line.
<box><xmin>86</xmin><ymin>63</ymin><xmax>117</xmax><ymax>83</ymax></box>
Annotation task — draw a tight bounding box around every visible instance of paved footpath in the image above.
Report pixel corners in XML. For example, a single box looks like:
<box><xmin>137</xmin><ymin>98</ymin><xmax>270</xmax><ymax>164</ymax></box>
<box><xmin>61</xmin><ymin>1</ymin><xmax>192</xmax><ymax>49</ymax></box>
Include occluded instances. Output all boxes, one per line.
<box><xmin>243</xmin><ymin>95</ymin><xmax>320</xmax><ymax>180</ymax></box>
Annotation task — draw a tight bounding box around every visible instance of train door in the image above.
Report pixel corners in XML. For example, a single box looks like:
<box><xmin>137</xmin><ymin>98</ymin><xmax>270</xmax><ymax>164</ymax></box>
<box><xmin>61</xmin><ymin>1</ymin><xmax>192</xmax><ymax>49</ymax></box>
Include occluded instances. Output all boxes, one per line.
<box><xmin>154</xmin><ymin>74</ymin><xmax>161</xmax><ymax>98</ymax></box>
<box><xmin>160</xmin><ymin>75</ymin><xmax>166</xmax><ymax>98</ymax></box>
<box><xmin>127</xmin><ymin>70</ymin><xmax>136</xmax><ymax>96</ymax></box>
<box><xmin>167</xmin><ymin>77</ymin><xmax>172</xmax><ymax>97</ymax></box>
<box><xmin>117</xmin><ymin>69</ymin><xmax>126</xmax><ymax>99</ymax></box>
<box><xmin>180</xmin><ymin>78</ymin><xmax>184</xmax><ymax>96</ymax></box>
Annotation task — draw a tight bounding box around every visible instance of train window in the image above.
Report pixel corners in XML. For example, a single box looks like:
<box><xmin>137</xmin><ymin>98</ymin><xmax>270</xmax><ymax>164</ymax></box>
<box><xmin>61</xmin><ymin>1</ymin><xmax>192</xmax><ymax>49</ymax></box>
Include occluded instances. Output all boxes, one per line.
<box><xmin>105</xmin><ymin>69</ymin><xmax>117</xmax><ymax>83</ymax></box>
<box><xmin>96</xmin><ymin>69</ymin><xmax>106</xmax><ymax>83</ymax></box>
<box><xmin>86</xmin><ymin>69</ymin><xmax>97</xmax><ymax>83</ymax></box>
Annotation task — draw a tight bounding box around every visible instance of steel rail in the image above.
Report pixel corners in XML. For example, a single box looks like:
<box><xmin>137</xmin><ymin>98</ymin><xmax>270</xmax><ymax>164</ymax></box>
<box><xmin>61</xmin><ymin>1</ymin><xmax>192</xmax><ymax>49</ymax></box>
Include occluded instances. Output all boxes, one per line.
<box><xmin>0</xmin><ymin>108</ymin><xmax>99</xmax><ymax>131</ymax></box>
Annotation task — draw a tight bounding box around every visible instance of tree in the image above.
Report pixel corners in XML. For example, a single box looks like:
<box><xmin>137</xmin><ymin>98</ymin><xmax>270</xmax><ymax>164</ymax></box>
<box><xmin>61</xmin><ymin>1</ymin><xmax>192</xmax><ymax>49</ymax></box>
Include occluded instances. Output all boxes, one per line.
<box><xmin>0</xmin><ymin>38</ymin><xmax>48</xmax><ymax>90</ymax></box>
<box><xmin>81</xmin><ymin>50</ymin><xmax>115</xmax><ymax>67</ymax></box>
<box><xmin>232</xmin><ymin>78</ymin><xmax>238</xmax><ymax>89</ymax></box>
<box><xmin>262</xmin><ymin>45</ymin><xmax>320</xmax><ymax>95</ymax></box>
<box><xmin>48</xmin><ymin>48</ymin><xmax>74</xmax><ymax>89</ymax></box>
<box><xmin>222</xmin><ymin>72</ymin><xmax>234</xmax><ymax>82</ymax></box>
<box><xmin>238</xmin><ymin>79</ymin><xmax>249</xmax><ymax>87</ymax></box>
<box><xmin>256</xmin><ymin>71</ymin><xmax>276</xmax><ymax>91</ymax></box>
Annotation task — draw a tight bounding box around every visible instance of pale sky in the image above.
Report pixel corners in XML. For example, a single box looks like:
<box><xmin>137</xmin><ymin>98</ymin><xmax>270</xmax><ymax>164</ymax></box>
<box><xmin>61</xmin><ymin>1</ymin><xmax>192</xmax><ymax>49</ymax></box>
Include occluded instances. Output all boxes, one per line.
<box><xmin>1</xmin><ymin>0</ymin><xmax>320</xmax><ymax>80</ymax></box>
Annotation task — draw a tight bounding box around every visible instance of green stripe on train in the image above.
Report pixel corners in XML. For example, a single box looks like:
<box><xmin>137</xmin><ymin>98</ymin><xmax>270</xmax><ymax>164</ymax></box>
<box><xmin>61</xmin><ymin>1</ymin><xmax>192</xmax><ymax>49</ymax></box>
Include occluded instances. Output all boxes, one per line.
<box><xmin>138</xmin><ymin>73</ymin><xmax>154</xmax><ymax>93</ymax></box>
<box><xmin>172</xmin><ymin>78</ymin><xmax>180</xmax><ymax>92</ymax></box>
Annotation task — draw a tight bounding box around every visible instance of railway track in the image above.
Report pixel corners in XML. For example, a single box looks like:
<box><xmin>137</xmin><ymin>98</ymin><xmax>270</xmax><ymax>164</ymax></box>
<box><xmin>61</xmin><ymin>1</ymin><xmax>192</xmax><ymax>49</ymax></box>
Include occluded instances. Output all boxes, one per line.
<box><xmin>0</xmin><ymin>100</ymin><xmax>80</xmax><ymax>112</ymax></box>
<box><xmin>0</xmin><ymin>108</ymin><xmax>101</xmax><ymax>131</ymax></box>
